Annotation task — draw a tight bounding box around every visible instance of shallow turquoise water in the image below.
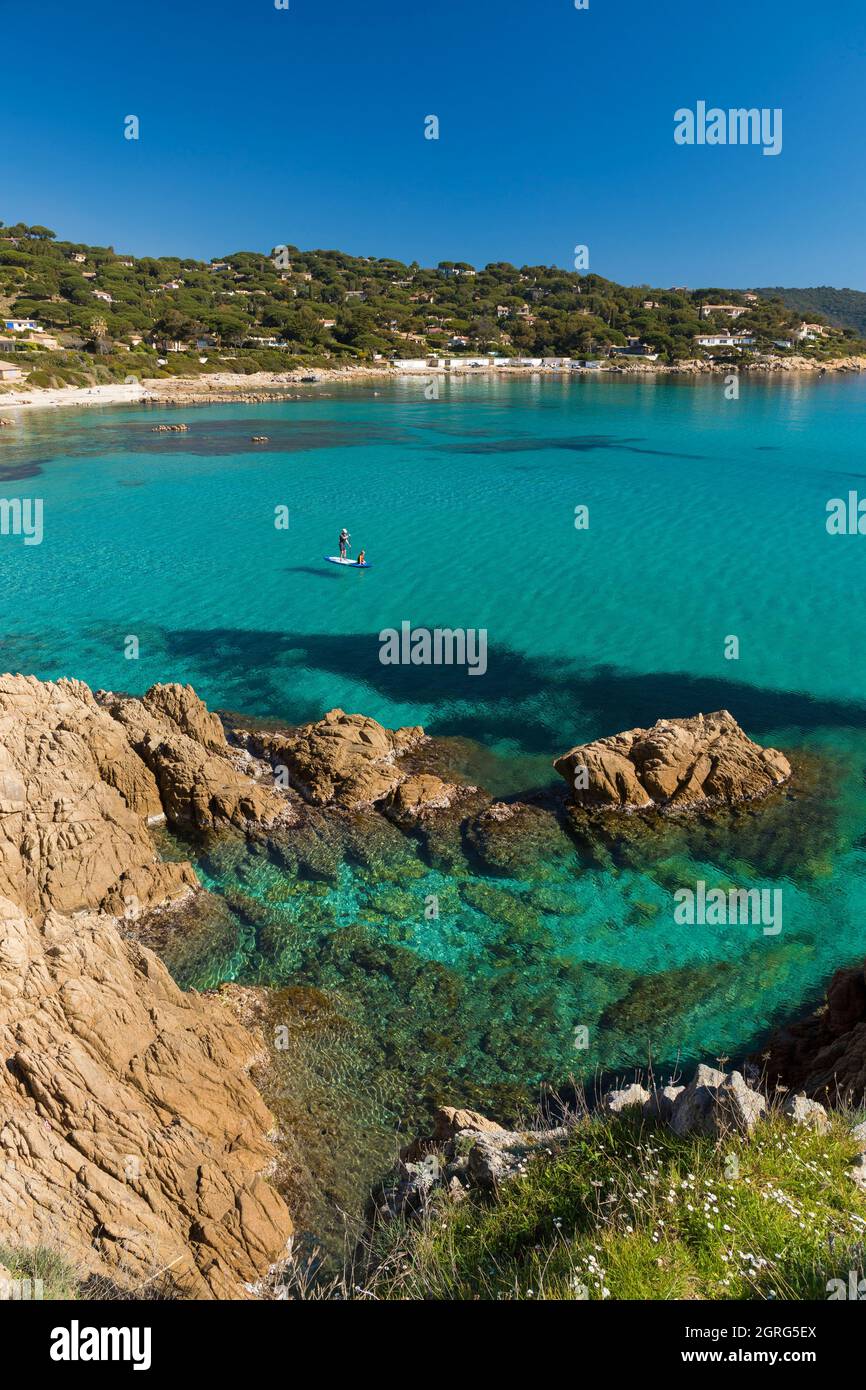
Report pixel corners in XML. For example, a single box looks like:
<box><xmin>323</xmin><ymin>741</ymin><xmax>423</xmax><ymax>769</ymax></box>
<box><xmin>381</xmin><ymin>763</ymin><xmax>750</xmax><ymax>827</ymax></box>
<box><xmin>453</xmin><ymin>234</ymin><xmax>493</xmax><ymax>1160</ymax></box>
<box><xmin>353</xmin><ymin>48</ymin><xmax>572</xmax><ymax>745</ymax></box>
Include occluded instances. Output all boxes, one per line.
<box><xmin>5</xmin><ymin>375</ymin><xmax>866</xmax><ymax>1231</ymax></box>
<box><xmin>5</xmin><ymin>374</ymin><xmax>866</xmax><ymax>758</ymax></box>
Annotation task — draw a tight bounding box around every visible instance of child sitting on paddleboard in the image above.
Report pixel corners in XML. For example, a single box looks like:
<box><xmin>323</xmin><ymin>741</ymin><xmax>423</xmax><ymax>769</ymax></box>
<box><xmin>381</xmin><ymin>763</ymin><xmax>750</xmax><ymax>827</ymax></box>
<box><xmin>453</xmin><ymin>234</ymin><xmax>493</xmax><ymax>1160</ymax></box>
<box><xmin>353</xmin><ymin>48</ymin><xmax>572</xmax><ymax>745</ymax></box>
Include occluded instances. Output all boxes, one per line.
<box><xmin>357</xmin><ymin>549</ymin><xmax>366</xmax><ymax>566</ymax></box>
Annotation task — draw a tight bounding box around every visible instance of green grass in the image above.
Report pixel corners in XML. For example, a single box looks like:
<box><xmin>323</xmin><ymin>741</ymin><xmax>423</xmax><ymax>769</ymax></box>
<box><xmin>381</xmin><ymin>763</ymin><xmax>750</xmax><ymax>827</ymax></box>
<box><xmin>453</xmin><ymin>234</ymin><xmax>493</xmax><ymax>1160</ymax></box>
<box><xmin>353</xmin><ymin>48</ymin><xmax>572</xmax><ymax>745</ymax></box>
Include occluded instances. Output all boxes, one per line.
<box><xmin>0</xmin><ymin>1244</ymin><xmax>80</xmax><ymax>1299</ymax></box>
<box><xmin>369</xmin><ymin>1112</ymin><xmax>866</xmax><ymax>1300</ymax></box>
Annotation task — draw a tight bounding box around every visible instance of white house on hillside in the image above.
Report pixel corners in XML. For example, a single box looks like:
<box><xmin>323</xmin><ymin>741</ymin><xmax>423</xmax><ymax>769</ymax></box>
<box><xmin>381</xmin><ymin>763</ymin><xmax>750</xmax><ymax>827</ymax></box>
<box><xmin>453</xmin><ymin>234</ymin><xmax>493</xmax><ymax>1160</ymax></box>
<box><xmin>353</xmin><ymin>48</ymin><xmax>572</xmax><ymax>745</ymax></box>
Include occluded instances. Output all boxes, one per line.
<box><xmin>700</xmin><ymin>304</ymin><xmax>748</xmax><ymax>320</ymax></box>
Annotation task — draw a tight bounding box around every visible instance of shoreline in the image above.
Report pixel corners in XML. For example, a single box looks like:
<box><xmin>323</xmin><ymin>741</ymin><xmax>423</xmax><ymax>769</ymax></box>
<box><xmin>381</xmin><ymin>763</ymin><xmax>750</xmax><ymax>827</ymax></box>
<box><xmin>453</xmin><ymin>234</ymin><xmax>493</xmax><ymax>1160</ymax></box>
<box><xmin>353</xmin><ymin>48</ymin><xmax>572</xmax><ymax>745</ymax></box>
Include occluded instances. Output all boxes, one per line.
<box><xmin>0</xmin><ymin>354</ymin><xmax>864</xmax><ymax>416</ymax></box>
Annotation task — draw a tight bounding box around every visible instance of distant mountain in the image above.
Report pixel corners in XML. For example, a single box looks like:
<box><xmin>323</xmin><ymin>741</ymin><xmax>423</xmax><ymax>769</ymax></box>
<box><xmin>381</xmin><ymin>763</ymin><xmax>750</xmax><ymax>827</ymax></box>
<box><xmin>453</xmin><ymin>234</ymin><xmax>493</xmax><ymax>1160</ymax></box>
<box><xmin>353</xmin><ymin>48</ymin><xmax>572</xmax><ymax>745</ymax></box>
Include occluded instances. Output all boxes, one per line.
<box><xmin>756</xmin><ymin>286</ymin><xmax>866</xmax><ymax>337</ymax></box>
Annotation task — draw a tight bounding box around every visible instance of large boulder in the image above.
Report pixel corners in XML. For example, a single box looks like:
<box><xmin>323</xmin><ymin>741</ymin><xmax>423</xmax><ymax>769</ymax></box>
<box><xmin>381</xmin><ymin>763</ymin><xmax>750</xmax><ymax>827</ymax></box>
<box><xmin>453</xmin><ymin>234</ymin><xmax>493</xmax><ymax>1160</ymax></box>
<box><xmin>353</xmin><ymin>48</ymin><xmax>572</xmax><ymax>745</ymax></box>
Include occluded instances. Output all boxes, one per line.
<box><xmin>554</xmin><ymin>711</ymin><xmax>790</xmax><ymax>811</ymax></box>
<box><xmin>101</xmin><ymin>684</ymin><xmax>293</xmax><ymax>831</ymax></box>
<box><xmin>643</xmin><ymin>1084</ymin><xmax>684</xmax><ymax>1123</ymax></box>
<box><xmin>247</xmin><ymin>709</ymin><xmax>425</xmax><ymax>809</ymax></box>
<box><xmin>384</xmin><ymin>773</ymin><xmax>460</xmax><ymax>823</ymax></box>
<box><xmin>466</xmin><ymin>1126</ymin><xmax>569</xmax><ymax>1188</ymax></box>
<box><xmin>669</xmin><ymin>1064</ymin><xmax>729</xmax><ymax>1136</ymax></box>
<box><xmin>0</xmin><ymin>674</ymin><xmax>297</xmax><ymax>1298</ymax></box>
<box><xmin>373</xmin><ymin>1109</ymin><xmax>569</xmax><ymax>1218</ymax></box>
<box><xmin>670</xmin><ymin>1065</ymin><xmax>767</xmax><ymax>1137</ymax></box>
<box><xmin>711</xmin><ymin>1070</ymin><xmax>768</xmax><ymax>1136</ymax></box>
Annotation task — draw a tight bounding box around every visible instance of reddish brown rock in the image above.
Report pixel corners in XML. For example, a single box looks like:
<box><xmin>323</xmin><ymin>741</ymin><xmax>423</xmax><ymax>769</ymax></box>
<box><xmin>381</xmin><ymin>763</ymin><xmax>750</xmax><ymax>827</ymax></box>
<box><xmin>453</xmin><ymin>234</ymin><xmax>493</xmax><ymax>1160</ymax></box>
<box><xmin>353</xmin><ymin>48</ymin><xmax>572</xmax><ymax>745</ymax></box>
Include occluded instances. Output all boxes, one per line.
<box><xmin>0</xmin><ymin>897</ymin><xmax>292</xmax><ymax>1298</ymax></box>
<box><xmin>755</xmin><ymin>963</ymin><xmax>866</xmax><ymax>1104</ymax></box>
<box><xmin>0</xmin><ymin>675</ymin><xmax>195</xmax><ymax>919</ymax></box>
<box><xmin>251</xmin><ymin>708</ymin><xmax>425</xmax><ymax>808</ymax></box>
<box><xmin>0</xmin><ymin>674</ymin><xmax>294</xmax><ymax>1298</ymax></box>
<box><xmin>554</xmin><ymin>710</ymin><xmax>790</xmax><ymax>811</ymax></box>
<box><xmin>101</xmin><ymin>684</ymin><xmax>293</xmax><ymax>831</ymax></box>
<box><xmin>384</xmin><ymin>773</ymin><xmax>459</xmax><ymax>823</ymax></box>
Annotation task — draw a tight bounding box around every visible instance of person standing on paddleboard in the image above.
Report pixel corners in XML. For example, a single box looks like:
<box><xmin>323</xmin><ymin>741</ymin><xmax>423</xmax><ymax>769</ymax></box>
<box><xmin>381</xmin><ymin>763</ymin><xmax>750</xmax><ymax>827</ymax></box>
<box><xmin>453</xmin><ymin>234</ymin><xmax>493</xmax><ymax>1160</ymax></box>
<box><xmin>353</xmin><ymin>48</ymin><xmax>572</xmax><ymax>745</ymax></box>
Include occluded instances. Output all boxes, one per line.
<box><xmin>339</xmin><ymin>528</ymin><xmax>351</xmax><ymax>559</ymax></box>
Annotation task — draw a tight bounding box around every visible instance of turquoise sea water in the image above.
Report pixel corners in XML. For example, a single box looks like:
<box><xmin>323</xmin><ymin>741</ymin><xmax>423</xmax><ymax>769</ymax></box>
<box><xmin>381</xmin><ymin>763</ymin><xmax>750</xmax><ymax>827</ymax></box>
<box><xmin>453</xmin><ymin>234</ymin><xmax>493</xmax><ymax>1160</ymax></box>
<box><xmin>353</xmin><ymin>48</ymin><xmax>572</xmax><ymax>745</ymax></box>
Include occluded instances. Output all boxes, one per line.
<box><xmin>5</xmin><ymin>374</ymin><xmax>866</xmax><ymax>1241</ymax></box>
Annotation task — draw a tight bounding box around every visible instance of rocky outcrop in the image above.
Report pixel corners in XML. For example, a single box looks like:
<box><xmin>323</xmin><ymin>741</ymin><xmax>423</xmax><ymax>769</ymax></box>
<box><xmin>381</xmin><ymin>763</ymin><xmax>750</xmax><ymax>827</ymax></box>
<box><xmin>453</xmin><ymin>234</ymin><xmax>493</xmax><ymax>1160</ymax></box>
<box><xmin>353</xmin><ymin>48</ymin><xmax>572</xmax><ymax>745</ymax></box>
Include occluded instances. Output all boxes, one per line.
<box><xmin>554</xmin><ymin>710</ymin><xmax>790</xmax><ymax>811</ymax></box>
<box><xmin>0</xmin><ymin>897</ymin><xmax>292</xmax><ymax>1298</ymax></box>
<box><xmin>100</xmin><ymin>684</ymin><xmax>294</xmax><ymax>831</ymax></box>
<box><xmin>755</xmin><ymin>961</ymin><xmax>866</xmax><ymax>1103</ymax></box>
<box><xmin>371</xmin><ymin>1106</ymin><xmax>569</xmax><ymax>1220</ymax></box>
<box><xmin>0</xmin><ymin>675</ymin><xmax>196</xmax><ymax>919</ymax></box>
<box><xmin>244</xmin><ymin>708</ymin><xmax>425</xmax><ymax>809</ymax></box>
<box><xmin>0</xmin><ymin>674</ymin><xmax>295</xmax><ymax>1297</ymax></box>
<box><xmin>378</xmin><ymin>1061</ymin><xmax>842</xmax><ymax>1224</ymax></box>
<box><xmin>383</xmin><ymin>773</ymin><xmax>460</xmax><ymax>824</ymax></box>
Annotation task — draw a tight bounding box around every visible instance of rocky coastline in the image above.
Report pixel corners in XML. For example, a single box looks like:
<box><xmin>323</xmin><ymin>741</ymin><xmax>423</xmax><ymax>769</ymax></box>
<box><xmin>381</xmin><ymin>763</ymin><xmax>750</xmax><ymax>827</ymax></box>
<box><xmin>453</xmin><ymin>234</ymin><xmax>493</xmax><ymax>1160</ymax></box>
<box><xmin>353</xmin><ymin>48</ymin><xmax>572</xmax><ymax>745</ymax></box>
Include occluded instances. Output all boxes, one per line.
<box><xmin>0</xmin><ymin>673</ymin><xmax>860</xmax><ymax>1298</ymax></box>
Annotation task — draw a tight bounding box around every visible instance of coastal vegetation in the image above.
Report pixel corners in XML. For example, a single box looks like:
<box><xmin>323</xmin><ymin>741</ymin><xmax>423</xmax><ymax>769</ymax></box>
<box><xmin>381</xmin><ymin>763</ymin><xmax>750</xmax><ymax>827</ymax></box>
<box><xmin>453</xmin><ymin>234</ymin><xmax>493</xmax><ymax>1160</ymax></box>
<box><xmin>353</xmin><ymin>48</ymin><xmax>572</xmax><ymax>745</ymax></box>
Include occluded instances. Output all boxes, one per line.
<box><xmin>1</xmin><ymin>220</ymin><xmax>863</xmax><ymax>389</ymax></box>
<box><xmin>757</xmin><ymin>285</ymin><xmax>866</xmax><ymax>339</ymax></box>
<box><xmin>365</xmin><ymin>1107</ymin><xmax>866</xmax><ymax>1302</ymax></box>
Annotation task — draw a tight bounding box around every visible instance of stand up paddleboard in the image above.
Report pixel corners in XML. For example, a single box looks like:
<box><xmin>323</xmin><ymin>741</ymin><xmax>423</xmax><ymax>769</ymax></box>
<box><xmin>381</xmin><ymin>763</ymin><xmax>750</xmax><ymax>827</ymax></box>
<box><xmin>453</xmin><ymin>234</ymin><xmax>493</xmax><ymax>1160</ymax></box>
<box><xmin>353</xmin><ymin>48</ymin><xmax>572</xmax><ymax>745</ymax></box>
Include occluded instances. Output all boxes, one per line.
<box><xmin>325</xmin><ymin>556</ymin><xmax>372</xmax><ymax>568</ymax></box>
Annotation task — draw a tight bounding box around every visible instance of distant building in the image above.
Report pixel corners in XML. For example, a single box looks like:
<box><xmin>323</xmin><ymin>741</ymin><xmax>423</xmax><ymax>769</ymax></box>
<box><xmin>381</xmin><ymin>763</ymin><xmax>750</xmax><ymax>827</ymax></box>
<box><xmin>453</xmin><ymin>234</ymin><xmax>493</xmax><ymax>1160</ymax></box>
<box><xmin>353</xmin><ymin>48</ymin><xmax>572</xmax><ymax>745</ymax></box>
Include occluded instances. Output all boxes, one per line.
<box><xmin>642</xmin><ymin>299</ymin><xmax>660</xmax><ymax>310</ymax></box>
<box><xmin>4</xmin><ymin>319</ymin><xmax>39</xmax><ymax>332</ymax></box>
<box><xmin>795</xmin><ymin>321</ymin><xmax>827</xmax><ymax>341</ymax></box>
<box><xmin>70</xmin><ymin>252</ymin><xmax>87</xmax><ymax>263</ymax></box>
<box><xmin>0</xmin><ymin>360</ymin><xmax>25</xmax><ymax>381</ymax></box>
<box><xmin>92</xmin><ymin>290</ymin><xmax>113</xmax><ymax>303</ymax></box>
<box><xmin>700</xmin><ymin>304</ymin><xmax>748</xmax><ymax>320</ymax></box>
<box><xmin>28</xmin><ymin>332</ymin><xmax>60</xmax><ymax>349</ymax></box>
<box><xmin>610</xmin><ymin>344</ymin><xmax>660</xmax><ymax>359</ymax></box>
<box><xmin>743</xmin><ymin>292</ymin><xmax>759</xmax><ymax>303</ymax></box>
<box><xmin>695</xmin><ymin>333</ymin><xmax>756</xmax><ymax>349</ymax></box>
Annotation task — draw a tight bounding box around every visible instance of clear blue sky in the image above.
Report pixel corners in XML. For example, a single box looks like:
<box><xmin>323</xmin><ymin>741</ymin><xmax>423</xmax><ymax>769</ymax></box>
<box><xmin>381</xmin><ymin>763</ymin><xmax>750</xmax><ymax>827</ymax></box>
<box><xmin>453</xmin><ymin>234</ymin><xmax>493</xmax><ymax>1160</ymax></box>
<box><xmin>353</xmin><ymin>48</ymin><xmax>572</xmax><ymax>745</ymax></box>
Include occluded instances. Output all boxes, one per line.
<box><xmin>3</xmin><ymin>0</ymin><xmax>865</xmax><ymax>287</ymax></box>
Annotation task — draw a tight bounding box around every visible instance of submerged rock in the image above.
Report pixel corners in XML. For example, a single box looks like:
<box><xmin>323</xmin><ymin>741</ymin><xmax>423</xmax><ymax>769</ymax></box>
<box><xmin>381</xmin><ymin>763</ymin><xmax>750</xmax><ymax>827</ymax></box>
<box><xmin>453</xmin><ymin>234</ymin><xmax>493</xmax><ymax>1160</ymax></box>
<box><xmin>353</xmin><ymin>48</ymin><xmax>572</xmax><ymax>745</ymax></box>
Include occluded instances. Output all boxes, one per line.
<box><xmin>554</xmin><ymin>710</ymin><xmax>790</xmax><ymax>812</ymax></box>
<box><xmin>465</xmin><ymin>799</ymin><xmax>576</xmax><ymax>877</ymax></box>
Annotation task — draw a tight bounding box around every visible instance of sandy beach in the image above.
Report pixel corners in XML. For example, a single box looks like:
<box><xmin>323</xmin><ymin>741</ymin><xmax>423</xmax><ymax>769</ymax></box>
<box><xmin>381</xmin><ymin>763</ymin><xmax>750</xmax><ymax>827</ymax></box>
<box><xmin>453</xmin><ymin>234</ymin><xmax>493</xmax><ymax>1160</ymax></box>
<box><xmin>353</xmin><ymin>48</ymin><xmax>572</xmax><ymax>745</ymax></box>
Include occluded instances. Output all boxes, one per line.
<box><xmin>0</xmin><ymin>355</ymin><xmax>863</xmax><ymax>419</ymax></box>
